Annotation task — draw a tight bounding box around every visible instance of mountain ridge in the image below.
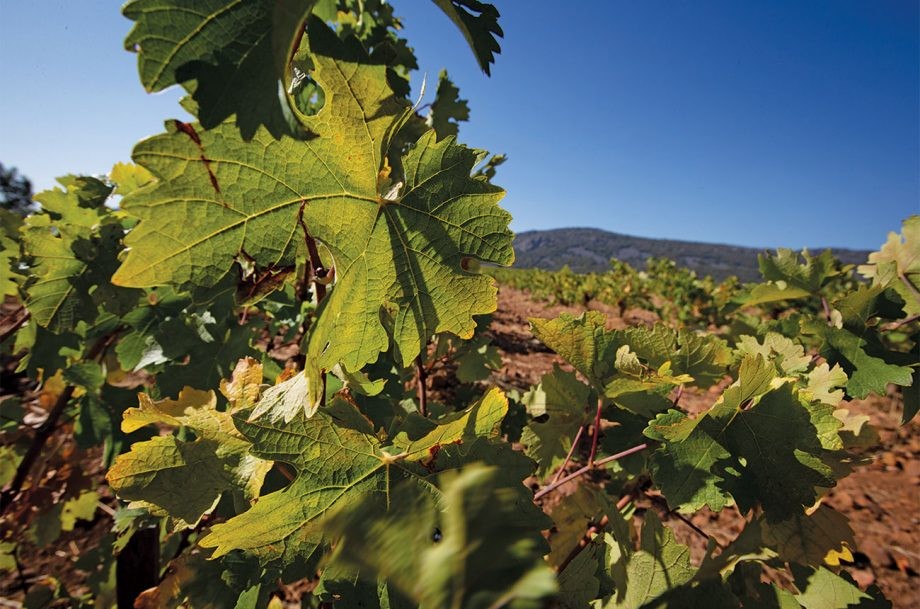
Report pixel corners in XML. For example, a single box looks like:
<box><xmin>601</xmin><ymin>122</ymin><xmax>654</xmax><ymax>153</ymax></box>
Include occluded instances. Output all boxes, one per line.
<box><xmin>512</xmin><ymin>227</ymin><xmax>872</xmax><ymax>282</ymax></box>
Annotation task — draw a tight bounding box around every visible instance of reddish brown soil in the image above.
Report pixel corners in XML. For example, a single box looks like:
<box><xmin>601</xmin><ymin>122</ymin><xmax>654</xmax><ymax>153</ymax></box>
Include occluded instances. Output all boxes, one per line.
<box><xmin>491</xmin><ymin>286</ymin><xmax>919</xmax><ymax>607</ymax></box>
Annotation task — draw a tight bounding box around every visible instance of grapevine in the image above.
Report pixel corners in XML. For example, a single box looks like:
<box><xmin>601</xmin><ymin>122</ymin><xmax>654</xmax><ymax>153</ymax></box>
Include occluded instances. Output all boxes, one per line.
<box><xmin>0</xmin><ymin>2</ymin><xmax>917</xmax><ymax>608</ymax></box>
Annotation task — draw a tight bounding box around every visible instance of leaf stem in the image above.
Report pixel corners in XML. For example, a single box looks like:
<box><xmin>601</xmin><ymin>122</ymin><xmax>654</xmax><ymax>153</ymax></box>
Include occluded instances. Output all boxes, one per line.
<box><xmin>587</xmin><ymin>397</ymin><xmax>603</xmax><ymax>466</ymax></box>
<box><xmin>882</xmin><ymin>313</ymin><xmax>920</xmax><ymax>331</ymax></box>
<box><xmin>0</xmin><ymin>306</ymin><xmax>30</xmax><ymax>344</ymax></box>
<box><xmin>533</xmin><ymin>443</ymin><xmax>648</xmax><ymax>501</ymax></box>
<box><xmin>670</xmin><ymin>509</ymin><xmax>723</xmax><ymax>549</ymax></box>
<box><xmin>672</xmin><ymin>384</ymin><xmax>684</xmax><ymax>407</ymax></box>
<box><xmin>416</xmin><ymin>354</ymin><xmax>428</xmax><ymax>417</ymax></box>
<box><xmin>551</xmin><ymin>425</ymin><xmax>584</xmax><ymax>485</ymax></box>
<box><xmin>821</xmin><ymin>296</ymin><xmax>832</xmax><ymax>325</ymax></box>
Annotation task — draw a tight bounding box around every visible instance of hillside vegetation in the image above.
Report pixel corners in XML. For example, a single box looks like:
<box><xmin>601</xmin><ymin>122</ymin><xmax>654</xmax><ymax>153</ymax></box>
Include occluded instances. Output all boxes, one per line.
<box><xmin>514</xmin><ymin>227</ymin><xmax>871</xmax><ymax>281</ymax></box>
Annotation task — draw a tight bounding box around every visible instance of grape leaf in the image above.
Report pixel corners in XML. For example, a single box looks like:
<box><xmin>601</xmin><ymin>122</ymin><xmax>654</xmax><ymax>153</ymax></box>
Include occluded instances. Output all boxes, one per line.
<box><xmin>802</xmin><ymin>320</ymin><xmax>912</xmax><ymax>399</ymax></box>
<box><xmin>759</xmin><ymin>249</ymin><xmax>841</xmax><ymax>294</ymax></box>
<box><xmin>431</xmin><ymin>0</ymin><xmax>503</xmax><ymax>75</ymax></box>
<box><xmin>858</xmin><ymin>215</ymin><xmax>920</xmax><ymax>317</ymax></box>
<box><xmin>122</xmin><ymin>0</ymin><xmax>314</xmax><ymax>139</ymax></box>
<box><xmin>532</xmin><ymin>313</ymin><xmax>731</xmax><ymax>392</ymax></box>
<box><xmin>531</xmin><ymin>312</ymin><xmax>624</xmax><ymax>387</ymax></box>
<box><xmin>792</xmin><ymin>565</ymin><xmax>871</xmax><ymax>609</ymax></box>
<box><xmin>0</xmin><ymin>210</ymin><xmax>24</xmax><ymax>296</ymax></box>
<box><xmin>134</xmin><ymin>548</ymin><xmax>267</xmax><ymax>609</ymax></box>
<box><xmin>106</xmin><ymin>387</ymin><xmax>271</xmax><ymax>528</ymax></box>
<box><xmin>764</xmin><ymin>506</ymin><xmax>855</xmax><ymax>567</ymax></box>
<box><xmin>557</xmin><ymin>539</ymin><xmax>604</xmax><ymax>609</ymax></box>
<box><xmin>520</xmin><ymin>366</ymin><xmax>592</xmax><ymax>478</ymax></box>
<box><xmin>544</xmin><ymin>484</ymin><xmax>612</xmax><ymax>568</ymax></box>
<box><xmin>200</xmin><ymin>388</ymin><xmax>511</xmax><ymax>567</ymax></box>
<box><xmin>324</xmin><ymin>464</ymin><xmax>556</xmax><ymax>609</ymax></box>
<box><xmin>426</xmin><ymin>69</ymin><xmax>470</xmax><ymax>140</ymax></box>
<box><xmin>607</xmin><ymin>511</ymin><xmax>695</xmax><ymax>609</ymax></box>
<box><xmin>647</xmin><ymin>356</ymin><xmax>838</xmax><ymax>521</ymax></box>
<box><xmin>22</xmin><ymin>177</ymin><xmax>138</xmax><ymax>332</ymax></box>
<box><xmin>114</xmin><ymin>24</ymin><xmax>512</xmax><ymax>407</ymax></box>
<box><xmin>736</xmin><ymin>332</ymin><xmax>812</xmax><ymax>376</ymax></box>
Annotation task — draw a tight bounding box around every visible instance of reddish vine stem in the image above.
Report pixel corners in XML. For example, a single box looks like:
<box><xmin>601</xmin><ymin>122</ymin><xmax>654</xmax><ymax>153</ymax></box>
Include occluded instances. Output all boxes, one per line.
<box><xmin>672</xmin><ymin>384</ymin><xmax>684</xmax><ymax>407</ymax></box>
<box><xmin>533</xmin><ymin>443</ymin><xmax>648</xmax><ymax>501</ymax></box>
<box><xmin>276</xmin><ymin>463</ymin><xmax>296</xmax><ymax>482</ymax></box>
<box><xmin>416</xmin><ymin>354</ymin><xmax>428</xmax><ymax>417</ymax></box>
<box><xmin>883</xmin><ymin>313</ymin><xmax>920</xmax><ymax>331</ymax></box>
<box><xmin>297</xmin><ymin>206</ymin><xmax>327</xmax><ymax>304</ymax></box>
<box><xmin>0</xmin><ymin>306</ymin><xmax>30</xmax><ymax>344</ymax></box>
<box><xmin>295</xmin><ymin>207</ymin><xmax>329</xmax><ymax>404</ymax></box>
<box><xmin>0</xmin><ymin>330</ymin><xmax>118</xmax><ymax>513</ymax></box>
<box><xmin>551</xmin><ymin>425</ymin><xmax>585</xmax><ymax>485</ymax></box>
<box><xmin>587</xmin><ymin>397</ymin><xmax>604</xmax><ymax>466</ymax></box>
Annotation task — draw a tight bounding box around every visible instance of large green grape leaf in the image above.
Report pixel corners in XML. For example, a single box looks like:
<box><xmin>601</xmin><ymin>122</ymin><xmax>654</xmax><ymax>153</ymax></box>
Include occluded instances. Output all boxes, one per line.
<box><xmin>858</xmin><ymin>215</ymin><xmax>920</xmax><ymax>316</ymax></box>
<box><xmin>123</xmin><ymin>0</ymin><xmax>314</xmax><ymax>139</ymax></box>
<box><xmin>323</xmin><ymin>464</ymin><xmax>556</xmax><ymax>609</ymax></box>
<box><xmin>199</xmin><ymin>388</ymin><xmax>511</xmax><ymax>567</ymax></box>
<box><xmin>114</xmin><ymin>24</ymin><xmax>512</xmax><ymax>405</ymax></box>
<box><xmin>646</xmin><ymin>356</ymin><xmax>839</xmax><ymax>521</ymax></box>
<box><xmin>106</xmin><ymin>386</ymin><xmax>271</xmax><ymax>528</ymax></box>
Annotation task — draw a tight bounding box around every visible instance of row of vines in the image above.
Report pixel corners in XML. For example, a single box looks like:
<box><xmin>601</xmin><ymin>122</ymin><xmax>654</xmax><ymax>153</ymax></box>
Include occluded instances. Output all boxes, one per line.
<box><xmin>0</xmin><ymin>1</ymin><xmax>917</xmax><ymax>608</ymax></box>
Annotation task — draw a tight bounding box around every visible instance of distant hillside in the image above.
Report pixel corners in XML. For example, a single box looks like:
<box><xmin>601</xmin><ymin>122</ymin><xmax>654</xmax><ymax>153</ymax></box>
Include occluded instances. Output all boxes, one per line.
<box><xmin>513</xmin><ymin>228</ymin><xmax>871</xmax><ymax>282</ymax></box>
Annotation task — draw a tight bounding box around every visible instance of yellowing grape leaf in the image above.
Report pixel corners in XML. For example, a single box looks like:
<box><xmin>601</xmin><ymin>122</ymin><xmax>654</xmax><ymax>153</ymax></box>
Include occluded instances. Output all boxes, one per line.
<box><xmin>859</xmin><ymin>215</ymin><xmax>920</xmax><ymax>317</ymax></box>
<box><xmin>200</xmin><ymin>388</ymin><xmax>511</xmax><ymax>567</ymax></box>
<box><xmin>113</xmin><ymin>24</ymin><xmax>512</xmax><ymax>407</ymax></box>
<box><xmin>107</xmin><ymin>387</ymin><xmax>271</xmax><ymax>528</ymax></box>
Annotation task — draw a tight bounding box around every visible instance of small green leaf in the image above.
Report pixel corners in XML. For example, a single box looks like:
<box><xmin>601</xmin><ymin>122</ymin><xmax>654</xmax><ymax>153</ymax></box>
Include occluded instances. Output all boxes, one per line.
<box><xmin>430</xmin><ymin>0</ymin><xmax>503</xmax><ymax>75</ymax></box>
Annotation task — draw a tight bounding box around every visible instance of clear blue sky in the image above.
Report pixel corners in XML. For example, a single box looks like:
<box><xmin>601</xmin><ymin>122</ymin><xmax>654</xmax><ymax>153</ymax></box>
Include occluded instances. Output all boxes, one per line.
<box><xmin>1</xmin><ymin>1</ymin><xmax>917</xmax><ymax>250</ymax></box>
